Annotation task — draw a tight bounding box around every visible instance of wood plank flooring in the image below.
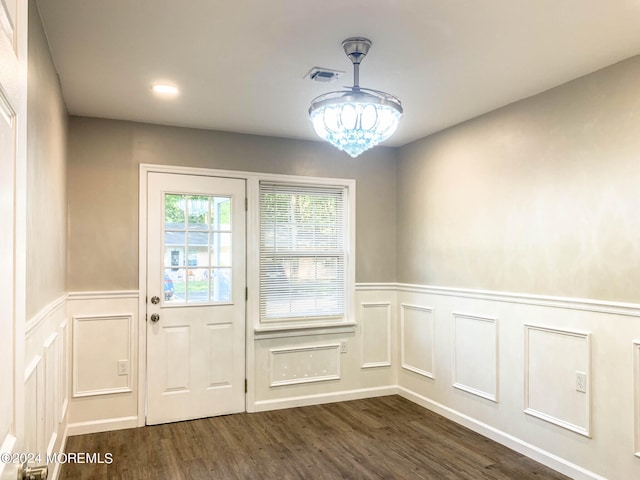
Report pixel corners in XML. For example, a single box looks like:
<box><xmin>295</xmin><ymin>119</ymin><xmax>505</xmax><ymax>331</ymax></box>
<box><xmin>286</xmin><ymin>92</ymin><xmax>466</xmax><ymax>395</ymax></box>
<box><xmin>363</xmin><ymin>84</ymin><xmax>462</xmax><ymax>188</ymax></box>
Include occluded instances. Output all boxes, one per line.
<box><xmin>59</xmin><ymin>395</ymin><xmax>570</xmax><ymax>479</ymax></box>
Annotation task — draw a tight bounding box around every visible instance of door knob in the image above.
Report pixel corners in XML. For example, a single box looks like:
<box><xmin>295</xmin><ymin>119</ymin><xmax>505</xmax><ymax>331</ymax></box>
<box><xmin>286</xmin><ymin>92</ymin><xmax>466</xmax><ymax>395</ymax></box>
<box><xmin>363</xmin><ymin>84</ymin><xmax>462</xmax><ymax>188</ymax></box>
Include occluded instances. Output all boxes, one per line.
<box><xmin>150</xmin><ymin>313</ymin><xmax>160</xmax><ymax>323</ymax></box>
<box><xmin>20</xmin><ymin>461</ymin><xmax>48</xmax><ymax>479</ymax></box>
<box><xmin>150</xmin><ymin>296</ymin><xmax>160</xmax><ymax>304</ymax></box>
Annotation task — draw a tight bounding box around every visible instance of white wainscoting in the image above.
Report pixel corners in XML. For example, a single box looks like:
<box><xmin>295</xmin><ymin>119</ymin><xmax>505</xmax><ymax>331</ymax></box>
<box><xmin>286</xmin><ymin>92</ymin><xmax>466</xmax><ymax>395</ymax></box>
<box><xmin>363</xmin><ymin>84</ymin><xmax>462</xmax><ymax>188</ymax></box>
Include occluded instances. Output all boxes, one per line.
<box><xmin>44</xmin><ymin>332</ymin><xmax>59</xmax><ymax>455</ymax></box>
<box><xmin>524</xmin><ymin>324</ymin><xmax>591</xmax><ymax>437</ymax></box>
<box><xmin>452</xmin><ymin>312</ymin><xmax>498</xmax><ymax>402</ymax></box>
<box><xmin>24</xmin><ymin>293</ymin><xmax>69</xmax><ymax>480</ymax></box>
<box><xmin>394</xmin><ymin>283</ymin><xmax>639</xmax><ymax>480</ymax></box>
<box><xmin>269</xmin><ymin>344</ymin><xmax>341</xmax><ymax>387</ymax></box>
<box><xmin>72</xmin><ymin>315</ymin><xmax>132</xmax><ymax>397</ymax></box>
<box><xmin>59</xmin><ymin>319</ymin><xmax>69</xmax><ymax>424</ymax></box>
<box><xmin>400</xmin><ymin>303</ymin><xmax>435</xmax><ymax>379</ymax></box>
<box><xmin>24</xmin><ymin>355</ymin><xmax>43</xmax><ymax>456</ymax></box>
<box><xmin>360</xmin><ymin>302</ymin><xmax>392</xmax><ymax>368</ymax></box>
<box><xmin>634</xmin><ymin>340</ymin><xmax>640</xmax><ymax>458</ymax></box>
<box><xmin>65</xmin><ymin>288</ymin><xmax>396</xmax><ymax>427</ymax></box>
<box><xmin>59</xmin><ymin>284</ymin><xmax>640</xmax><ymax>480</ymax></box>
<box><xmin>249</xmin><ymin>287</ymin><xmax>397</xmax><ymax>412</ymax></box>
<box><xmin>66</xmin><ymin>291</ymin><xmax>139</xmax><ymax>435</ymax></box>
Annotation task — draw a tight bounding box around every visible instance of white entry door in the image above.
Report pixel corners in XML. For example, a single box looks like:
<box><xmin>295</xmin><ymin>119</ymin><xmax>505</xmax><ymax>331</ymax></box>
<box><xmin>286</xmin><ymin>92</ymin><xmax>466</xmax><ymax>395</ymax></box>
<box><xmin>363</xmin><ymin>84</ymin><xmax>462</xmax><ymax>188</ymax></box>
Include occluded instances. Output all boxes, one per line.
<box><xmin>146</xmin><ymin>172</ymin><xmax>246</xmax><ymax>425</ymax></box>
<box><xmin>0</xmin><ymin>1</ymin><xmax>27</xmax><ymax>479</ymax></box>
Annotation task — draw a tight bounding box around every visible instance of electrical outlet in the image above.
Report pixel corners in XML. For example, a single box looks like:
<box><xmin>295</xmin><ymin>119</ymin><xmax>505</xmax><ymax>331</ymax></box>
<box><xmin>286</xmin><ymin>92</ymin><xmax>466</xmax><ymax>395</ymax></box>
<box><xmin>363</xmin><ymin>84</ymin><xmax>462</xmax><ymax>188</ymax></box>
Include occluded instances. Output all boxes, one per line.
<box><xmin>340</xmin><ymin>341</ymin><xmax>348</xmax><ymax>354</ymax></box>
<box><xmin>576</xmin><ymin>371</ymin><xmax>587</xmax><ymax>393</ymax></box>
<box><xmin>118</xmin><ymin>359</ymin><xmax>129</xmax><ymax>376</ymax></box>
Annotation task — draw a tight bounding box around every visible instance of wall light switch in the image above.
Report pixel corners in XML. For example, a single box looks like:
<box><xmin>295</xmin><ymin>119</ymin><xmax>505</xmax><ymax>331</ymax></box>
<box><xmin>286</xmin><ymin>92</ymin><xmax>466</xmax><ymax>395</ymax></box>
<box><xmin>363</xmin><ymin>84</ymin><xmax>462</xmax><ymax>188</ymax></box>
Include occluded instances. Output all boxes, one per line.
<box><xmin>118</xmin><ymin>359</ymin><xmax>129</xmax><ymax>376</ymax></box>
<box><xmin>340</xmin><ymin>341</ymin><xmax>348</xmax><ymax>354</ymax></box>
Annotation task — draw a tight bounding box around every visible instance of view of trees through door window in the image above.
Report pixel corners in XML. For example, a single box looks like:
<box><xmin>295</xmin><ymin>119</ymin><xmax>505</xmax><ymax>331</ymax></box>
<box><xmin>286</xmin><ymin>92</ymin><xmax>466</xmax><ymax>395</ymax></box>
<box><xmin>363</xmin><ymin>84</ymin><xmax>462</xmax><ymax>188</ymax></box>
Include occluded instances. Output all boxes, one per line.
<box><xmin>163</xmin><ymin>194</ymin><xmax>232</xmax><ymax>304</ymax></box>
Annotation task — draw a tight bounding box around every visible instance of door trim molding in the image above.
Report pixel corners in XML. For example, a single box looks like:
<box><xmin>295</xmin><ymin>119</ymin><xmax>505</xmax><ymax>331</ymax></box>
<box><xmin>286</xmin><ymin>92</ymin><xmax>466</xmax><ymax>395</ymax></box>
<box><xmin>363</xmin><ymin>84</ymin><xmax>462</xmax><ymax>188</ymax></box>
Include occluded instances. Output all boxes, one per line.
<box><xmin>138</xmin><ymin>166</ymin><xmax>148</xmax><ymax>426</ymax></box>
<box><xmin>139</xmin><ymin>164</ymin><xmax>252</xmax><ymax>426</ymax></box>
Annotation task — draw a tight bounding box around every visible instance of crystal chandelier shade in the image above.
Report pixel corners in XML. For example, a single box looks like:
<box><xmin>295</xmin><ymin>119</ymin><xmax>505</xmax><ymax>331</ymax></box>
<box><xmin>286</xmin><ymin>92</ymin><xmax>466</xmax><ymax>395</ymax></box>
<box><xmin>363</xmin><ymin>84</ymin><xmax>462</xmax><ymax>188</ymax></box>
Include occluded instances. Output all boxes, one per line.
<box><xmin>308</xmin><ymin>38</ymin><xmax>403</xmax><ymax>158</ymax></box>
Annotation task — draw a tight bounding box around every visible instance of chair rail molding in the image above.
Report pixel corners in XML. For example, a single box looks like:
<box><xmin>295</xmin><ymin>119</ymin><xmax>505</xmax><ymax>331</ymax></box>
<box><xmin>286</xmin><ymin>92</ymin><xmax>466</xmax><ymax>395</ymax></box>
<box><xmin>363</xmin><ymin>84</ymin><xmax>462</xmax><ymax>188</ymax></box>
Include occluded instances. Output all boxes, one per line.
<box><xmin>67</xmin><ymin>290</ymin><xmax>140</xmax><ymax>301</ymax></box>
<box><xmin>25</xmin><ymin>293</ymin><xmax>67</xmax><ymax>337</ymax></box>
<box><xmin>395</xmin><ymin>283</ymin><xmax>640</xmax><ymax>317</ymax></box>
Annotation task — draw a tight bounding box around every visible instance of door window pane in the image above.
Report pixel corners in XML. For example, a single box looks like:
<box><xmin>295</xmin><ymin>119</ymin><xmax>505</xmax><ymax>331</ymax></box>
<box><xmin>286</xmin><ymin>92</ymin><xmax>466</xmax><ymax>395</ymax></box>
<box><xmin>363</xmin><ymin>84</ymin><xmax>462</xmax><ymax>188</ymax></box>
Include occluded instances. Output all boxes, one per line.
<box><xmin>187</xmin><ymin>195</ymin><xmax>210</xmax><ymax>230</ymax></box>
<box><xmin>163</xmin><ymin>193</ymin><xmax>233</xmax><ymax>304</ymax></box>
<box><xmin>165</xmin><ymin>194</ymin><xmax>185</xmax><ymax>225</ymax></box>
<box><xmin>211</xmin><ymin>268</ymin><xmax>231</xmax><ymax>302</ymax></box>
<box><xmin>212</xmin><ymin>197</ymin><xmax>231</xmax><ymax>230</ymax></box>
<box><xmin>186</xmin><ymin>268</ymin><xmax>210</xmax><ymax>303</ymax></box>
<box><xmin>210</xmin><ymin>232</ymin><xmax>232</xmax><ymax>267</ymax></box>
<box><xmin>164</xmin><ymin>268</ymin><xmax>184</xmax><ymax>302</ymax></box>
<box><xmin>165</xmin><ymin>246</ymin><xmax>185</xmax><ymax>268</ymax></box>
<box><xmin>188</xmin><ymin>232</ymin><xmax>209</xmax><ymax>267</ymax></box>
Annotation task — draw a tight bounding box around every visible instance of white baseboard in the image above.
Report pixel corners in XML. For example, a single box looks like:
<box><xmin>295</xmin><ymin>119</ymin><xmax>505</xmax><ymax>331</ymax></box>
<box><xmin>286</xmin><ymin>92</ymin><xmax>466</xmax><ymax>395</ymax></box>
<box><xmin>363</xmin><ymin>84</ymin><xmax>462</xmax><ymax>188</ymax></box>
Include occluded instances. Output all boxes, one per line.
<box><xmin>397</xmin><ymin>387</ymin><xmax>607</xmax><ymax>480</ymax></box>
<box><xmin>66</xmin><ymin>416</ymin><xmax>139</xmax><ymax>437</ymax></box>
<box><xmin>250</xmin><ymin>386</ymin><xmax>398</xmax><ymax>413</ymax></box>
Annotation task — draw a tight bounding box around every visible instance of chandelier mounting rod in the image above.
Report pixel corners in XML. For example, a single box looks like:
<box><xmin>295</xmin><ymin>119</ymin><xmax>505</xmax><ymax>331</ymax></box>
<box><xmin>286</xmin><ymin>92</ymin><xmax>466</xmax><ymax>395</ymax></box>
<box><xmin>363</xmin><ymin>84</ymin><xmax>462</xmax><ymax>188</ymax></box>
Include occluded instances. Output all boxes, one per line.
<box><xmin>342</xmin><ymin>37</ymin><xmax>371</xmax><ymax>90</ymax></box>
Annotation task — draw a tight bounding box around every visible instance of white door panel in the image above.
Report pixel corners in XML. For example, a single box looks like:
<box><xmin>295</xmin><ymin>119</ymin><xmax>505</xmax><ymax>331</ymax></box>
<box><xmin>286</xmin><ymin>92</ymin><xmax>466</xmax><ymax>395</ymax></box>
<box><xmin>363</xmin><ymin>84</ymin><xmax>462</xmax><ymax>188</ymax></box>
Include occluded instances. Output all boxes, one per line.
<box><xmin>146</xmin><ymin>172</ymin><xmax>246</xmax><ymax>425</ymax></box>
<box><xmin>0</xmin><ymin>0</ymin><xmax>27</xmax><ymax>478</ymax></box>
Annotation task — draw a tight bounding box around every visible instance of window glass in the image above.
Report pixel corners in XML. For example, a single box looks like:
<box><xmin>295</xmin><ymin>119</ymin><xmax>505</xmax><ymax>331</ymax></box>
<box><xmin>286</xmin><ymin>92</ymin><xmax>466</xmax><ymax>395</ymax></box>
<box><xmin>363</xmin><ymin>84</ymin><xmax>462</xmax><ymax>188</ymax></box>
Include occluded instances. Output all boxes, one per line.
<box><xmin>164</xmin><ymin>194</ymin><xmax>232</xmax><ymax>304</ymax></box>
<box><xmin>259</xmin><ymin>183</ymin><xmax>346</xmax><ymax>321</ymax></box>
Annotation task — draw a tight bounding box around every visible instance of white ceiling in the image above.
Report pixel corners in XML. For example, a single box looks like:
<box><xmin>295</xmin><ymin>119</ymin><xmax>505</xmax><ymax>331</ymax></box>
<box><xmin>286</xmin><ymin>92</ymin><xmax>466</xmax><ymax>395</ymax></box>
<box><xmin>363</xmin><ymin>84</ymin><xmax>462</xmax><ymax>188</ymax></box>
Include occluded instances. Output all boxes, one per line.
<box><xmin>36</xmin><ymin>0</ymin><xmax>640</xmax><ymax>147</ymax></box>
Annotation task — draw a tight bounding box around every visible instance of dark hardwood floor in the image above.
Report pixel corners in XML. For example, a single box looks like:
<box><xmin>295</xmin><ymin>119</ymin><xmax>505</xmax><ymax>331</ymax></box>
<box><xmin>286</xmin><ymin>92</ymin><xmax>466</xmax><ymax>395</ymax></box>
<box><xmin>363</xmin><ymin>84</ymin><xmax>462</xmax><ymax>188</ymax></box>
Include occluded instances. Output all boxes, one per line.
<box><xmin>59</xmin><ymin>395</ymin><xmax>570</xmax><ymax>479</ymax></box>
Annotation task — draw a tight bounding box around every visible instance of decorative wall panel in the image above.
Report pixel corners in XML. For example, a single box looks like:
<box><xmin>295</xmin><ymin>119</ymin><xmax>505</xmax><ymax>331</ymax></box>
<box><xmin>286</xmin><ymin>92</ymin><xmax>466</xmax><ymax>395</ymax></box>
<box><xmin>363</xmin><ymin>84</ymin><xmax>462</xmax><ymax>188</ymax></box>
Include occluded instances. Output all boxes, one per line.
<box><xmin>452</xmin><ymin>313</ymin><xmax>498</xmax><ymax>402</ymax></box>
<box><xmin>73</xmin><ymin>315</ymin><xmax>132</xmax><ymax>397</ymax></box>
<box><xmin>59</xmin><ymin>319</ymin><xmax>69</xmax><ymax>420</ymax></box>
<box><xmin>634</xmin><ymin>340</ymin><xmax>640</xmax><ymax>458</ymax></box>
<box><xmin>270</xmin><ymin>344</ymin><xmax>341</xmax><ymax>386</ymax></box>
<box><xmin>23</xmin><ymin>356</ymin><xmax>43</xmax><ymax>456</ymax></box>
<box><xmin>400</xmin><ymin>304</ymin><xmax>434</xmax><ymax>379</ymax></box>
<box><xmin>524</xmin><ymin>324</ymin><xmax>591</xmax><ymax>437</ymax></box>
<box><xmin>361</xmin><ymin>302</ymin><xmax>392</xmax><ymax>368</ymax></box>
<box><xmin>44</xmin><ymin>333</ymin><xmax>59</xmax><ymax>455</ymax></box>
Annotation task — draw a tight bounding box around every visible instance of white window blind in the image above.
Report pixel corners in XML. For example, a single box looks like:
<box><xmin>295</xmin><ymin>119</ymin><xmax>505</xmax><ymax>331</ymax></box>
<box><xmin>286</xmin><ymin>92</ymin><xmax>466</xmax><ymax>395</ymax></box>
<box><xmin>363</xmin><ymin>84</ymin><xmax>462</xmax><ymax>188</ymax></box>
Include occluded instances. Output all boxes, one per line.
<box><xmin>259</xmin><ymin>182</ymin><xmax>346</xmax><ymax>322</ymax></box>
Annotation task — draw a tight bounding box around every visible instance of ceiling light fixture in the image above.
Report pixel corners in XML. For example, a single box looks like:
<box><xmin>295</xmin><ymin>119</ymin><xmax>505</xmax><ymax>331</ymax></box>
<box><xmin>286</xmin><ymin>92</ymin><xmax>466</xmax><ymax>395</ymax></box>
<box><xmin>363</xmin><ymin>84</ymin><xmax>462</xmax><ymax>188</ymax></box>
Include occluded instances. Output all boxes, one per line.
<box><xmin>308</xmin><ymin>37</ymin><xmax>403</xmax><ymax>158</ymax></box>
<box><xmin>151</xmin><ymin>83</ymin><xmax>179</xmax><ymax>96</ymax></box>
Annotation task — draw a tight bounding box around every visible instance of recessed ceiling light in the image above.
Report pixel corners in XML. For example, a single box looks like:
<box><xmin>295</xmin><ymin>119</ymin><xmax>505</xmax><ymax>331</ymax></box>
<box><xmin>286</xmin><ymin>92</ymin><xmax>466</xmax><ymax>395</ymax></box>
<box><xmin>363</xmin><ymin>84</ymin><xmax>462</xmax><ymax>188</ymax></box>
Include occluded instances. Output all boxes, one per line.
<box><xmin>151</xmin><ymin>83</ymin><xmax>179</xmax><ymax>96</ymax></box>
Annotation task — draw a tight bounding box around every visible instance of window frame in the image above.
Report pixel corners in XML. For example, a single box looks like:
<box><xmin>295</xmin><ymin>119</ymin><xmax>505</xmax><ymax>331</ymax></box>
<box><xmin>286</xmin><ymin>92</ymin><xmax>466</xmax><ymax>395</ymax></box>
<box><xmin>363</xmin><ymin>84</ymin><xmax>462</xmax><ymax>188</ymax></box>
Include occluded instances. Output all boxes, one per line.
<box><xmin>248</xmin><ymin>174</ymin><xmax>356</xmax><ymax>334</ymax></box>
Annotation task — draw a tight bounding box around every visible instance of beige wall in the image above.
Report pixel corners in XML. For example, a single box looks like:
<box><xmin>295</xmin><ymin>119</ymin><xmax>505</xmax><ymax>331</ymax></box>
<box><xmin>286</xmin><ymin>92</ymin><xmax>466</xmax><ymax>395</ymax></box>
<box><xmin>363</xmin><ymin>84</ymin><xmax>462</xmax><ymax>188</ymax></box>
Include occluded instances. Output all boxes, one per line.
<box><xmin>397</xmin><ymin>56</ymin><xmax>640</xmax><ymax>303</ymax></box>
<box><xmin>26</xmin><ymin>1</ymin><xmax>68</xmax><ymax>319</ymax></box>
<box><xmin>67</xmin><ymin>118</ymin><xmax>397</xmax><ymax>290</ymax></box>
<box><xmin>66</xmin><ymin>52</ymin><xmax>640</xmax><ymax>302</ymax></box>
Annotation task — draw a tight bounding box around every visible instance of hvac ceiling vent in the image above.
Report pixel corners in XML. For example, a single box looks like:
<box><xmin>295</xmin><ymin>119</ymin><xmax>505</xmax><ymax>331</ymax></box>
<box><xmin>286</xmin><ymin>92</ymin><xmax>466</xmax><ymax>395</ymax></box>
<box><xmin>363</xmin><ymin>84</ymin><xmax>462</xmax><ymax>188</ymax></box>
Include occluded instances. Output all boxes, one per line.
<box><xmin>305</xmin><ymin>67</ymin><xmax>344</xmax><ymax>82</ymax></box>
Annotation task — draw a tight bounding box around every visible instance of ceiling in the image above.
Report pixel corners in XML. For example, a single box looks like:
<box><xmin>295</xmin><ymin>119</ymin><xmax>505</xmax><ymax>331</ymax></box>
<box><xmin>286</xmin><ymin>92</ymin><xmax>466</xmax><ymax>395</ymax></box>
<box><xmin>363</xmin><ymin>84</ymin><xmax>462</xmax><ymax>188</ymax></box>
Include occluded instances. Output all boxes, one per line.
<box><xmin>36</xmin><ymin>0</ymin><xmax>640</xmax><ymax>147</ymax></box>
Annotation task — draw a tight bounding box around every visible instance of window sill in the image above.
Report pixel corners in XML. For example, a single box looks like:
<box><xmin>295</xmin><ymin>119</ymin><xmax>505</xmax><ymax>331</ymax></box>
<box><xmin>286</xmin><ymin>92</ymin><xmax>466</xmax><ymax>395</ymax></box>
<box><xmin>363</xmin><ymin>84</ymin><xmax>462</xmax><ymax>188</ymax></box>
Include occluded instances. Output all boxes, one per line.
<box><xmin>253</xmin><ymin>321</ymin><xmax>357</xmax><ymax>339</ymax></box>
